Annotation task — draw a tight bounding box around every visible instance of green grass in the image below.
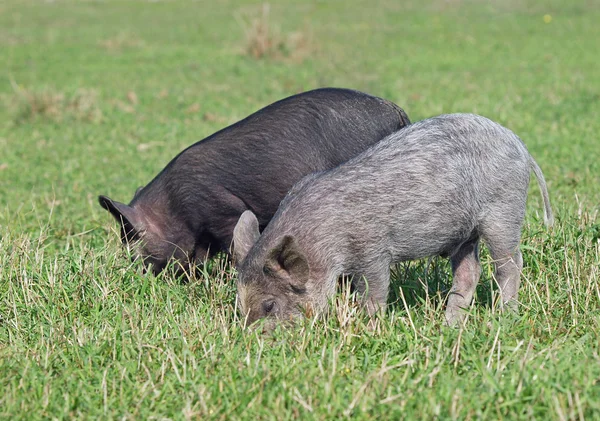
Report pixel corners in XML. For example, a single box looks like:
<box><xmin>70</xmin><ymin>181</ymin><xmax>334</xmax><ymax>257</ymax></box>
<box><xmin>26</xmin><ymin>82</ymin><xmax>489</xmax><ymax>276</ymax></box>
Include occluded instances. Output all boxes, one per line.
<box><xmin>1</xmin><ymin>0</ymin><xmax>599</xmax><ymax>419</ymax></box>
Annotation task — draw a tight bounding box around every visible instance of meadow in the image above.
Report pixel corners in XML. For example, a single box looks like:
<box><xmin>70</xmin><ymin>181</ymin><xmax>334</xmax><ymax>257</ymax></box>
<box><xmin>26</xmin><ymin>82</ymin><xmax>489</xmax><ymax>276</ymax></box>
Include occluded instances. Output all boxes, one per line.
<box><xmin>1</xmin><ymin>0</ymin><xmax>599</xmax><ymax>419</ymax></box>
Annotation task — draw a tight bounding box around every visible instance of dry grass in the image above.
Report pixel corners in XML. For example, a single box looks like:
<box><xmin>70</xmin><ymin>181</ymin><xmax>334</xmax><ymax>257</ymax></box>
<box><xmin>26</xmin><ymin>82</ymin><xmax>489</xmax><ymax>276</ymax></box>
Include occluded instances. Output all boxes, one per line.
<box><xmin>98</xmin><ymin>32</ymin><xmax>145</xmax><ymax>52</ymax></box>
<box><xmin>10</xmin><ymin>82</ymin><xmax>103</xmax><ymax>124</ymax></box>
<box><xmin>236</xmin><ymin>3</ymin><xmax>314</xmax><ymax>62</ymax></box>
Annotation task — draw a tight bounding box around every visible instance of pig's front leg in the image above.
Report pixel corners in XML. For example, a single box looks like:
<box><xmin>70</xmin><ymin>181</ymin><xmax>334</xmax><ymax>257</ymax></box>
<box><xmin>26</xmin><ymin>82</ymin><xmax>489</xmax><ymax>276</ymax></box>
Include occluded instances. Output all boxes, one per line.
<box><xmin>351</xmin><ymin>264</ymin><xmax>391</xmax><ymax>317</ymax></box>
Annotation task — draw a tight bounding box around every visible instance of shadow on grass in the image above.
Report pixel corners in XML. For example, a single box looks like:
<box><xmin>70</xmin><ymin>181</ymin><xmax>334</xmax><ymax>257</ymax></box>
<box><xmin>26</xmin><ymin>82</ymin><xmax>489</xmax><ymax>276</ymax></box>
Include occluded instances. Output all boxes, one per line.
<box><xmin>386</xmin><ymin>254</ymin><xmax>498</xmax><ymax>316</ymax></box>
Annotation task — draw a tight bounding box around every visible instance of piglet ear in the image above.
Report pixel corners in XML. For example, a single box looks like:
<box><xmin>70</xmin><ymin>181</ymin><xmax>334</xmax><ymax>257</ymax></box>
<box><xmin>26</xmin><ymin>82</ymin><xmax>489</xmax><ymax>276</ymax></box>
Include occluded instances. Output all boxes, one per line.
<box><xmin>98</xmin><ymin>195</ymin><xmax>143</xmax><ymax>242</ymax></box>
<box><xmin>232</xmin><ymin>210</ymin><xmax>260</xmax><ymax>264</ymax></box>
<box><xmin>266</xmin><ymin>235</ymin><xmax>309</xmax><ymax>292</ymax></box>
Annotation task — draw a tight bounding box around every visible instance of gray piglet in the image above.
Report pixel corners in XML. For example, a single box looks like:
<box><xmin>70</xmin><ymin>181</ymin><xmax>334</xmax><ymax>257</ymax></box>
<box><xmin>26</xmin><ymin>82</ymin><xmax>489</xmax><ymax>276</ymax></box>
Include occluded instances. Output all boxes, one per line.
<box><xmin>233</xmin><ymin>113</ymin><xmax>553</xmax><ymax>328</ymax></box>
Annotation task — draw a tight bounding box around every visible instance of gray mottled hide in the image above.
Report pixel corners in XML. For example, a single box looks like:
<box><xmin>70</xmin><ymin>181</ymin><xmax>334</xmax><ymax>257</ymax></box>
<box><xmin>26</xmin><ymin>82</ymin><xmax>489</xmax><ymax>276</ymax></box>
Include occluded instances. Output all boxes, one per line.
<box><xmin>233</xmin><ymin>113</ymin><xmax>553</xmax><ymax>328</ymax></box>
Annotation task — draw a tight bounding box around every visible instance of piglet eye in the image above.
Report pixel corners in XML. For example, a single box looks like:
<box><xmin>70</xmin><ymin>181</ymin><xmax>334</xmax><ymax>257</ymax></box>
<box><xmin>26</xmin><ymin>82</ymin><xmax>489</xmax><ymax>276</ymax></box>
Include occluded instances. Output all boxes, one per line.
<box><xmin>262</xmin><ymin>299</ymin><xmax>276</xmax><ymax>314</ymax></box>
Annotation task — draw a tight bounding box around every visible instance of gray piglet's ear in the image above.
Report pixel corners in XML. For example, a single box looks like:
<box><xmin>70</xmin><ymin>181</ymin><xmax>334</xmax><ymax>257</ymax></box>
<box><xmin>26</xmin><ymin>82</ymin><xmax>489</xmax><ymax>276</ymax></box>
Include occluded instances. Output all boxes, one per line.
<box><xmin>232</xmin><ymin>210</ymin><xmax>260</xmax><ymax>264</ymax></box>
<box><xmin>98</xmin><ymin>195</ymin><xmax>143</xmax><ymax>241</ymax></box>
<box><xmin>266</xmin><ymin>235</ymin><xmax>309</xmax><ymax>291</ymax></box>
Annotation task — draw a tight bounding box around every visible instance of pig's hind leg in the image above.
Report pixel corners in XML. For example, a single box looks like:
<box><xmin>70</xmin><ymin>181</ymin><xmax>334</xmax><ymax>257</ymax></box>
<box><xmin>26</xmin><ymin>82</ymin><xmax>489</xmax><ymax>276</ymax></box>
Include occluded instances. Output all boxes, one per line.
<box><xmin>445</xmin><ymin>238</ymin><xmax>481</xmax><ymax>326</ymax></box>
<box><xmin>481</xmin><ymin>217</ymin><xmax>524</xmax><ymax>312</ymax></box>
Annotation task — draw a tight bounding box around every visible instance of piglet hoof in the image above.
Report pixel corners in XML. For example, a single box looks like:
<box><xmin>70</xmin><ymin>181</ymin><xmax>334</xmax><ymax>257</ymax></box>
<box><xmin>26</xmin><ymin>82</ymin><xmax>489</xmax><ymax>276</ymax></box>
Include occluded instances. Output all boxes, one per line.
<box><xmin>502</xmin><ymin>300</ymin><xmax>519</xmax><ymax>313</ymax></box>
<box><xmin>444</xmin><ymin>307</ymin><xmax>468</xmax><ymax>328</ymax></box>
<box><xmin>363</xmin><ymin>300</ymin><xmax>385</xmax><ymax>333</ymax></box>
<box><xmin>499</xmin><ymin>298</ymin><xmax>520</xmax><ymax>315</ymax></box>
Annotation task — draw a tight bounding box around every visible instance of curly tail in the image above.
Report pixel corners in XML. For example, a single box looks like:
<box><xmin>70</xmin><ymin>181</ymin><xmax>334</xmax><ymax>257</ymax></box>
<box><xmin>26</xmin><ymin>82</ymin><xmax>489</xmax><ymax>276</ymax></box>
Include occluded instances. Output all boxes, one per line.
<box><xmin>530</xmin><ymin>156</ymin><xmax>554</xmax><ymax>227</ymax></box>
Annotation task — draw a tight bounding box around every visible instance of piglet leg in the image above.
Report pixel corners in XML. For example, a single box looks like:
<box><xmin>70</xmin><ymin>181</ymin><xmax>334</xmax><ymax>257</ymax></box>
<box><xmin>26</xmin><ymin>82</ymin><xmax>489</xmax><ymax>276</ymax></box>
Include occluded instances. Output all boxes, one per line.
<box><xmin>446</xmin><ymin>238</ymin><xmax>481</xmax><ymax>326</ymax></box>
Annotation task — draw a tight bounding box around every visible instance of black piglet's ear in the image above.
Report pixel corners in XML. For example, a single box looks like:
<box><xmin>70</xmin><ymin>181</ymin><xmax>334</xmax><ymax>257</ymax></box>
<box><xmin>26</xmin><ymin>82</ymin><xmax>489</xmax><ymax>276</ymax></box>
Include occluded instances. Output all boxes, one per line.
<box><xmin>98</xmin><ymin>195</ymin><xmax>143</xmax><ymax>241</ymax></box>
